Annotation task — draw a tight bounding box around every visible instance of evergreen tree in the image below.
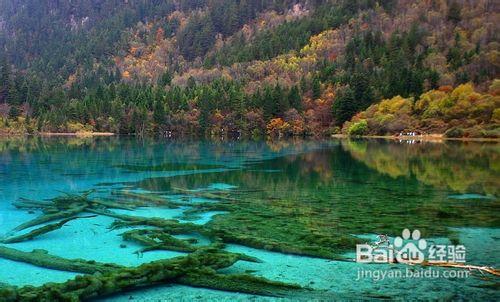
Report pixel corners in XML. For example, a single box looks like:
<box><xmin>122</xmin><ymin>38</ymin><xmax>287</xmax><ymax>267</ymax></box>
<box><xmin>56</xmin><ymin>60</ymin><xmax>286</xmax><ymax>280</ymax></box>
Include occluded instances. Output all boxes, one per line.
<box><xmin>250</xmin><ymin>89</ymin><xmax>262</xmax><ymax>108</ymax></box>
<box><xmin>447</xmin><ymin>34</ymin><xmax>463</xmax><ymax>71</ymax></box>
<box><xmin>131</xmin><ymin>105</ymin><xmax>148</xmax><ymax>136</ymax></box>
<box><xmin>263</xmin><ymin>86</ymin><xmax>274</xmax><ymax>121</ymax></box>
<box><xmin>198</xmin><ymin>88</ymin><xmax>213</xmax><ymax>136</ymax></box>
<box><xmin>7</xmin><ymin>81</ymin><xmax>19</xmax><ymax>105</ymax></box>
<box><xmin>288</xmin><ymin>86</ymin><xmax>302</xmax><ymax>111</ymax></box>
<box><xmin>350</xmin><ymin>71</ymin><xmax>373</xmax><ymax>110</ymax></box>
<box><xmin>153</xmin><ymin>100</ymin><xmax>166</xmax><ymax>132</ymax></box>
<box><xmin>19</xmin><ymin>80</ymin><xmax>30</xmax><ymax>104</ymax></box>
<box><xmin>312</xmin><ymin>77</ymin><xmax>321</xmax><ymax>99</ymax></box>
<box><xmin>158</xmin><ymin>70</ymin><xmax>172</xmax><ymax>87</ymax></box>
<box><xmin>8</xmin><ymin>105</ymin><xmax>21</xmax><ymax>118</ymax></box>
<box><xmin>0</xmin><ymin>56</ymin><xmax>10</xmax><ymax>103</ymax></box>
<box><xmin>299</xmin><ymin>76</ymin><xmax>308</xmax><ymax>94</ymax></box>
<box><xmin>272</xmin><ymin>84</ymin><xmax>285</xmax><ymax>116</ymax></box>
<box><xmin>332</xmin><ymin>86</ymin><xmax>357</xmax><ymax>126</ymax></box>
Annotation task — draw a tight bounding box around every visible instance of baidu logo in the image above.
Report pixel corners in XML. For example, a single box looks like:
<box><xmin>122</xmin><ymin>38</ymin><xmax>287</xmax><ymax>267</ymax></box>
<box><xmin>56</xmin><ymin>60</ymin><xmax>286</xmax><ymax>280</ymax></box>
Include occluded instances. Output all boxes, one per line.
<box><xmin>356</xmin><ymin>229</ymin><xmax>466</xmax><ymax>264</ymax></box>
<box><xmin>393</xmin><ymin>229</ymin><xmax>427</xmax><ymax>263</ymax></box>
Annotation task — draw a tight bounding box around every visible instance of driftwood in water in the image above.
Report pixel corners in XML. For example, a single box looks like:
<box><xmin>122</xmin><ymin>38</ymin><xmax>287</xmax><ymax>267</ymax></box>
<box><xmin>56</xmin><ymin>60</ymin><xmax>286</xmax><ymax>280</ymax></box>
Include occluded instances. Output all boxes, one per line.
<box><xmin>1</xmin><ymin>190</ymin><xmax>310</xmax><ymax>300</ymax></box>
<box><xmin>12</xmin><ymin>198</ymin><xmax>53</xmax><ymax>210</ymax></box>
<box><xmin>0</xmin><ymin>246</ymin><xmax>122</xmax><ymax>274</ymax></box>
<box><xmin>2</xmin><ymin>216</ymin><xmax>96</xmax><ymax>244</ymax></box>
<box><xmin>111</xmin><ymin>191</ymin><xmax>178</xmax><ymax>207</ymax></box>
<box><xmin>0</xmin><ymin>248</ymin><xmax>304</xmax><ymax>301</ymax></box>
<box><xmin>89</xmin><ymin>199</ymin><xmax>136</xmax><ymax>211</ymax></box>
<box><xmin>178</xmin><ymin>269</ymin><xmax>303</xmax><ymax>297</ymax></box>
<box><xmin>172</xmin><ymin>187</ymin><xmax>237</xmax><ymax>201</ymax></box>
<box><xmin>121</xmin><ymin>229</ymin><xmax>198</xmax><ymax>253</ymax></box>
<box><xmin>13</xmin><ymin>205</ymin><xmax>88</xmax><ymax>232</ymax></box>
<box><xmin>85</xmin><ymin>208</ymin><xmax>139</xmax><ymax>221</ymax></box>
<box><xmin>421</xmin><ymin>262</ymin><xmax>500</xmax><ymax>277</ymax></box>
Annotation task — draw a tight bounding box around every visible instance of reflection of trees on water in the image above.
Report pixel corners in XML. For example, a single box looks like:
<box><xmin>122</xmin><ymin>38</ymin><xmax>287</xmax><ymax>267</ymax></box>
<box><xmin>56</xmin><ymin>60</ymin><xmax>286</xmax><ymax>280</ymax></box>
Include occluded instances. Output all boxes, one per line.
<box><xmin>342</xmin><ymin>139</ymin><xmax>499</xmax><ymax>196</ymax></box>
<box><xmin>2</xmin><ymin>137</ymin><xmax>498</xmax><ymax>250</ymax></box>
<box><xmin>0</xmin><ymin>137</ymin><xmax>330</xmax><ymax>189</ymax></box>
<box><xmin>0</xmin><ymin>137</ymin><xmax>325</xmax><ymax>162</ymax></box>
<box><xmin>136</xmin><ymin>147</ymin><xmax>337</xmax><ymax>199</ymax></box>
<box><xmin>2</xmin><ymin>137</ymin><xmax>497</xmax><ymax>197</ymax></box>
<box><xmin>134</xmin><ymin>141</ymin><xmax>499</xmax><ymax>243</ymax></box>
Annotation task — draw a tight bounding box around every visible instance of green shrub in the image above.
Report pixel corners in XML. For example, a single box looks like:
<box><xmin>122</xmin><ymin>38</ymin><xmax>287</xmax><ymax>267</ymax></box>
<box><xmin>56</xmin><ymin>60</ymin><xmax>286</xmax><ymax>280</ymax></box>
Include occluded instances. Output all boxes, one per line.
<box><xmin>329</xmin><ymin>126</ymin><xmax>341</xmax><ymax>135</ymax></box>
<box><xmin>479</xmin><ymin>128</ymin><xmax>500</xmax><ymax>139</ymax></box>
<box><xmin>347</xmin><ymin>120</ymin><xmax>368</xmax><ymax>136</ymax></box>
<box><xmin>8</xmin><ymin>106</ymin><xmax>21</xmax><ymax>118</ymax></box>
<box><xmin>444</xmin><ymin>127</ymin><xmax>464</xmax><ymax>138</ymax></box>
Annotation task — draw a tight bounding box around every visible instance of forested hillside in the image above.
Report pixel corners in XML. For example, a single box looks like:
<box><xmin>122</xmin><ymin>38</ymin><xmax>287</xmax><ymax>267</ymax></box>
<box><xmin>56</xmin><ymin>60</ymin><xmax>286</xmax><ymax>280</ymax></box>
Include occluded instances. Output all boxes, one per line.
<box><xmin>0</xmin><ymin>0</ymin><xmax>498</xmax><ymax>137</ymax></box>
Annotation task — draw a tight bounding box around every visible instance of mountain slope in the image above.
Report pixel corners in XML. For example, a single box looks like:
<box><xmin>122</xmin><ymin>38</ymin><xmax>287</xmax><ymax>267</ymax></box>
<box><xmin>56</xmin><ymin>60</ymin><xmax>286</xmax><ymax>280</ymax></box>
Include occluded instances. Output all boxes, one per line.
<box><xmin>0</xmin><ymin>0</ymin><xmax>498</xmax><ymax>137</ymax></box>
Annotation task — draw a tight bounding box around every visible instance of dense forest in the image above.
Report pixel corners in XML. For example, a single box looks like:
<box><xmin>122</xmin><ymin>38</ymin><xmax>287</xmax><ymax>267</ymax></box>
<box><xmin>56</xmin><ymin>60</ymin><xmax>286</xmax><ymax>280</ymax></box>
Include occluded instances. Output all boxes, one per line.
<box><xmin>0</xmin><ymin>0</ymin><xmax>498</xmax><ymax>138</ymax></box>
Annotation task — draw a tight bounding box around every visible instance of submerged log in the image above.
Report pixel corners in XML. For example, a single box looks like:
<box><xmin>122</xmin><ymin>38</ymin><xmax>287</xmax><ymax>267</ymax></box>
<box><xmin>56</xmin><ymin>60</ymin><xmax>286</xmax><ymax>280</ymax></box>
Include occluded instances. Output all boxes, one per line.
<box><xmin>12</xmin><ymin>198</ymin><xmax>53</xmax><ymax>210</ymax></box>
<box><xmin>1</xmin><ymin>216</ymin><xmax>97</xmax><ymax>244</ymax></box>
<box><xmin>89</xmin><ymin>199</ymin><xmax>136</xmax><ymax>211</ymax></box>
<box><xmin>12</xmin><ymin>205</ymin><xmax>88</xmax><ymax>232</ymax></box>
<box><xmin>85</xmin><ymin>208</ymin><xmax>140</xmax><ymax>221</ymax></box>
<box><xmin>11</xmin><ymin>191</ymin><xmax>349</xmax><ymax>261</ymax></box>
<box><xmin>111</xmin><ymin>191</ymin><xmax>178</xmax><ymax>207</ymax></box>
<box><xmin>171</xmin><ymin>187</ymin><xmax>237</xmax><ymax>201</ymax></box>
<box><xmin>421</xmin><ymin>262</ymin><xmax>500</xmax><ymax>277</ymax></box>
<box><xmin>108</xmin><ymin>214</ymin><xmax>202</xmax><ymax>232</ymax></box>
<box><xmin>0</xmin><ymin>248</ymin><xmax>304</xmax><ymax>301</ymax></box>
<box><xmin>3</xmin><ymin>190</ymin><xmax>334</xmax><ymax>299</ymax></box>
<box><xmin>0</xmin><ymin>246</ymin><xmax>122</xmax><ymax>274</ymax></box>
<box><xmin>178</xmin><ymin>269</ymin><xmax>304</xmax><ymax>297</ymax></box>
<box><xmin>121</xmin><ymin>229</ymin><xmax>198</xmax><ymax>253</ymax></box>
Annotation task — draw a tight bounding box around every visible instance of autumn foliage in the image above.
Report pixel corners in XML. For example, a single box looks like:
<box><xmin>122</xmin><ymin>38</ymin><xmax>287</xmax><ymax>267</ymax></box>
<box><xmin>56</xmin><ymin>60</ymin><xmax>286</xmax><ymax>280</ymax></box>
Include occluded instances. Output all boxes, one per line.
<box><xmin>343</xmin><ymin>81</ymin><xmax>500</xmax><ymax>138</ymax></box>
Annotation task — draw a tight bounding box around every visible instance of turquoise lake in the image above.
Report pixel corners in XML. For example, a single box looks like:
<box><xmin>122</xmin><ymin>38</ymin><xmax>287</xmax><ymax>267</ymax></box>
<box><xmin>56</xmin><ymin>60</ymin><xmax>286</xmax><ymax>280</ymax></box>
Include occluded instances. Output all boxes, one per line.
<box><xmin>0</xmin><ymin>137</ymin><xmax>499</xmax><ymax>300</ymax></box>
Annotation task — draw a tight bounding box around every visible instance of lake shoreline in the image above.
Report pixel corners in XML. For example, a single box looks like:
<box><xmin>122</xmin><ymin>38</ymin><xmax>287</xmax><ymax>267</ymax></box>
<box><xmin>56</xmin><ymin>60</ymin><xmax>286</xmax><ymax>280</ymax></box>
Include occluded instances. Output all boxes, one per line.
<box><xmin>0</xmin><ymin>132</ymin><xmax>115</xmax><ymax>137</ymax></box>
<box><xmin>1</xmin><ymin>132</ymin><xmax>499</xmax><ymax>142</ymax></box>
<box><xmin>39</xmin><ymin>132</ymin><xmax>115</xmax><ymax>137</ymax></box>
<box><xmin>331</xmin><ymin>134</ymin><xmax>500</xmax><ymax>142</ymax></box>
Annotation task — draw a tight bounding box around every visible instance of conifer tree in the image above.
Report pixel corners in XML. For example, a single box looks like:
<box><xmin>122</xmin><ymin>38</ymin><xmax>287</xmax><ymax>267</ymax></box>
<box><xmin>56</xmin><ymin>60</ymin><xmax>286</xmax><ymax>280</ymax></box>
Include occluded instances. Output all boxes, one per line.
<box><xmin>312</xmin><ymin>77</ymin><xmax>321</xmax><ymax>100</ymax></box>
<box><xmin>332</xmin><ymin>86</ymin><xmax>357</xmax><ymax>126</ymax></box>
<box><xmin>0</xmin><ymin>56</ymin><xmax>10</xmax><ymax>103</ymax></box>
<box><xmin>153</xmin><ymin>100</ymin><xmax>166</xmax><ymax>132</ymax></box>
<box><xmin>288</xmin><ymin>86</ymin><xmax>302</xmax><ymax>111</ymax></box>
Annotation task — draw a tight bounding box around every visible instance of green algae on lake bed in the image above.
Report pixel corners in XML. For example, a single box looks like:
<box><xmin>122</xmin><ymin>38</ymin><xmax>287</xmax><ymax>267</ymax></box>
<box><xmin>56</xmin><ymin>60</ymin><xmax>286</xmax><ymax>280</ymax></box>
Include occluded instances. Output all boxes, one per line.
<box><xmin>130</xmin><ymin>147</ymin><xmax>500</xmax><ymax>255</ymax></box>
<box><xmin>0</xmin><ymin>247</ymin><xmax>305</xmax><ymax>301</ymax></box>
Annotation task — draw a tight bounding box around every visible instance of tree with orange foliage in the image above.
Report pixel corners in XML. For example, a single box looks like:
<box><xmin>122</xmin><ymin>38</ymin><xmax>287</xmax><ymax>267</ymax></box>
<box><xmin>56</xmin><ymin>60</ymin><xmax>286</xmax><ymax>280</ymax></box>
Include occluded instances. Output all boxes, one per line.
<box><xmin>266</xmin><ymin>118</ymin><xmax>291</xmax><ymax>138</ymax></box>
<box><xmin>156</xmin><ymin>27</ymin><xmax>165</xmax><ymax>44</ymax></box>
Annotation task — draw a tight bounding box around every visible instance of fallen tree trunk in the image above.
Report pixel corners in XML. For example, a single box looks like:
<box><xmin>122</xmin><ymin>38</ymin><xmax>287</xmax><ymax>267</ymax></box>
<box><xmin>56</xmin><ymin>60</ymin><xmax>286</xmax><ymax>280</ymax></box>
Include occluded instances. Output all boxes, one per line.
<box><xmin>0</xmin><ymin>248</ymin><xmax>304</xmax><ymax>301</ymax></box>
<box><xmin>13</xmin><ymin>205</ymin><xmax>88</xmax><ymax>232</ymax></box>
<box><xmin>121</xmin><ymin>229</ymin><xmax>198</xmax><ymax>254</ymax></box>
<box><xmin>178</xmin><ymin>269</ymin><xmax>304</xmax><ymax>297</ymax></box>
<box><xmin>0</xmin><ymin>246</ymin><xmax>122</xmax><ymax>274</ymax></box>
<box><xmin>172</xmin><ymin>187</ymin><xmax>237</xmax><ymax>201</ymax></box>
<box><xmin>2</xmin><ymin>216</ymin><xmax>96</xmax><ymax>244</ymax></box>
<box><xmin>421</xmin><ymin>262</ymin><xmax>500</xmax><ymax>277</ymax></box>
